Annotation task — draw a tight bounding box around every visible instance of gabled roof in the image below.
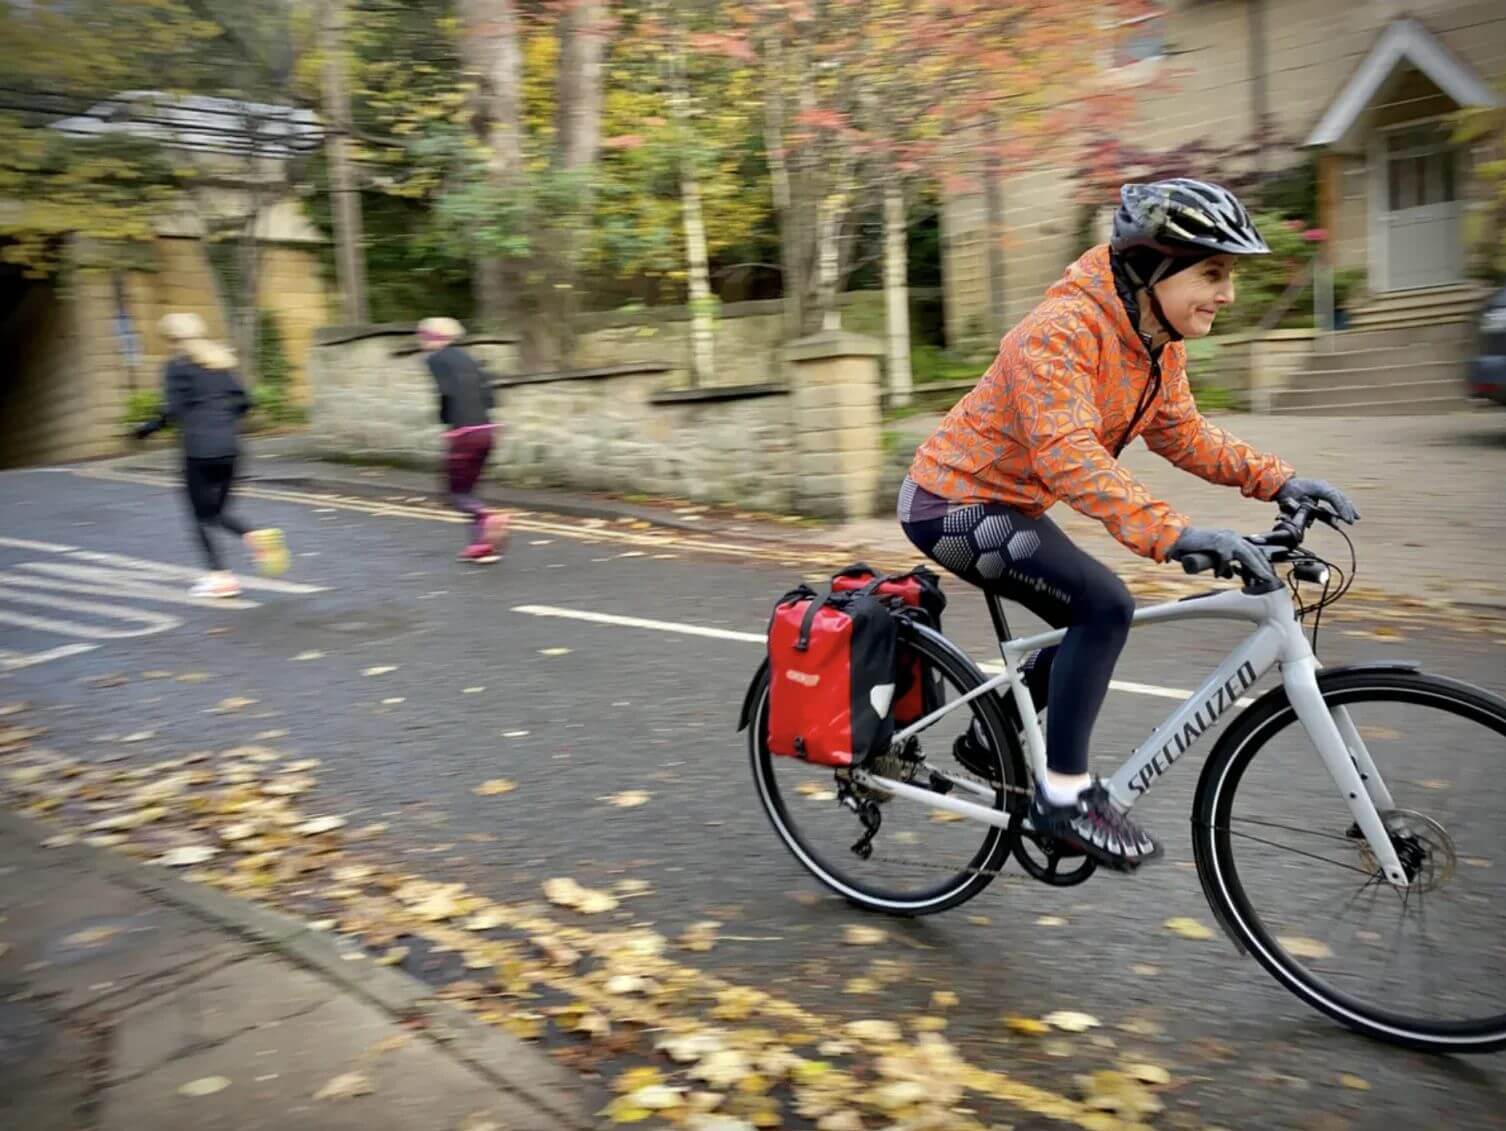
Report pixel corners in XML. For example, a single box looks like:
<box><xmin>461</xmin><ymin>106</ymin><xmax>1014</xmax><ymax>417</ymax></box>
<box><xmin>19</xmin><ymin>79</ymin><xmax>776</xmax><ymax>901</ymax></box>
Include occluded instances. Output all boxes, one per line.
<box><xmin>1304</xmin><ymin>17</ymin><xmax>1500</xmax><ymax>149</ymax></box>
<box><xmin>47</xmin><ymin>91</ymin><xmax>322</xmax><ymax>159</ymax></box>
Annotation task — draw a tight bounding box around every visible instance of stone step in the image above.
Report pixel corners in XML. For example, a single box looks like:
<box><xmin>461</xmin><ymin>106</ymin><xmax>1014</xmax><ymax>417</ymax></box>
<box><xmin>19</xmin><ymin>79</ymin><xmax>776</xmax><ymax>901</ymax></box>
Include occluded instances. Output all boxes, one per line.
<box><xmin>1295</xmin><ymin>322</ymin><xmax>1473</xmax><ymax>353</ymax></box>
<box><xmin>1268</xmin><ymin>395</ymin><xmax>1475</xmax><ymax>416</ymax></box>
<box><xmin>1349</xmin><ymin>305</ymin><xmax>1475</xmax><ymax>326</ymax></box>
<box><xmin>1271</xmin><ymin>377</ymin><xmax>1467</xmax><ymax>411</ymax></box>
<box><xmin>1345</xmin><ymin>286</ymin><xmax>1488</xmax><ymax>328</ymax></box>
<box><xmin>1286</xmin><ymin>359</ymin><xmax>1466</xmax><ymax>388</ymax></box>
<box><xmin>1302</xmin><ymin>344</ymin><xmax>1469</xmax><ymax>372</ymax></box>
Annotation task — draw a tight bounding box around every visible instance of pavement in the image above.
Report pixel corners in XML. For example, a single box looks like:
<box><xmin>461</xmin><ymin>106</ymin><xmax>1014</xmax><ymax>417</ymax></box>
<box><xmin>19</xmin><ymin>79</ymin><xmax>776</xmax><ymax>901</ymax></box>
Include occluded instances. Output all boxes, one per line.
<box><xmin>0</xmin><ymin>809</ymin><xmax>598</xmax><ymax>1131</ymax></box>
<box><xmin>3</xmin><ymin>413</ymin><xmax>1506</xmax><ymax>1130</ymax></box>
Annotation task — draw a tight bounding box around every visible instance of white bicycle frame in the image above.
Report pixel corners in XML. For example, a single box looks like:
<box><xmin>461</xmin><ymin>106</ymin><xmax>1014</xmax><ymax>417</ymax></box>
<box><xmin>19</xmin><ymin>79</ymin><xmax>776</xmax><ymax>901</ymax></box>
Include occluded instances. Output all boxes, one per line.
<box><xmin>849</xmin><ymin>583</ymin><xmax>1412</xmax><ymax>887</ymax></box>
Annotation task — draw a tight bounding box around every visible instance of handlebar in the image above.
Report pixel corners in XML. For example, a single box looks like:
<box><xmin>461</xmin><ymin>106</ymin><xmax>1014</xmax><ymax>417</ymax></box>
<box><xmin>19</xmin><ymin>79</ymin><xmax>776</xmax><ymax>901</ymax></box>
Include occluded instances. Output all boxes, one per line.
<box><xmin>1177</xmin><ymin>503</ymin><xmax>1330</xmax><ymax>581</ymax></box>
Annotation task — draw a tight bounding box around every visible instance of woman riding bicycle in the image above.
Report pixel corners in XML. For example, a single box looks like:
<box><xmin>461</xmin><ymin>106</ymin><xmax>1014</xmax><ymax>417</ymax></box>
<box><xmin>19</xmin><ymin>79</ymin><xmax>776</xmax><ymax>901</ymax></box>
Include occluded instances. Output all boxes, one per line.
<box><xmin>900</xmin><ymin>178</ymin><xmax>1359</xmax><ymax>872</ymax></box>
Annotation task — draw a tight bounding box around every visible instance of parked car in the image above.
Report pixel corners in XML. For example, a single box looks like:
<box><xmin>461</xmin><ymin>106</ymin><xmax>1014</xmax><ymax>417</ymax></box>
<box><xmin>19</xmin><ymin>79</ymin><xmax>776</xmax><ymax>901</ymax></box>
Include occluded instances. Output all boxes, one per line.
<box><xmin>1469</xmin><ymin>287</ymin><xmax>1506</xmax><ymax>406</ymax></box>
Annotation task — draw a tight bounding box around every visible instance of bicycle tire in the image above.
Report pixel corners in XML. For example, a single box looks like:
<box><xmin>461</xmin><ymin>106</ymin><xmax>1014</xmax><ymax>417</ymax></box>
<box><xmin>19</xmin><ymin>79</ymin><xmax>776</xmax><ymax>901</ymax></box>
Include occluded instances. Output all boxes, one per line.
<box><xmin>747</xmin><ymin>618</ymin><xmax>1026</xmax><ymax>916</ymax></box>
<box><xmin>1193</xmin><ymin>666</ymin><xmax>1506</xmax><ymax>1053</ymax></box>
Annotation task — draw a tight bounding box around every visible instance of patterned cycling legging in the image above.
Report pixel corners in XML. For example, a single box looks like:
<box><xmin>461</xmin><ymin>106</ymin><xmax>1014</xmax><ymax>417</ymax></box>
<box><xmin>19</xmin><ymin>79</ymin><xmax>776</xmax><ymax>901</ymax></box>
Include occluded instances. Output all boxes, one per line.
<box><xmin>898</xmin><ymin>478</ymin><xmax>1134</xmax><ymax>776</ymax></box>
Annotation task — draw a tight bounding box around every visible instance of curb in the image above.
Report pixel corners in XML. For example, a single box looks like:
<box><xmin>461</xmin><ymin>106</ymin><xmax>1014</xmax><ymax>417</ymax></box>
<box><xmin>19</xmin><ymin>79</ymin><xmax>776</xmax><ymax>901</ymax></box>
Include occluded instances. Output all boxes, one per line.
<box><xmin>104</xmin><ymin>448</ymin><xmax>725</xmax><ymax>537</ymax></box>
<box><xmin>0</xmin><ymin>809</ymin><xmax>601</xmax><ymax>1131</ymax></box>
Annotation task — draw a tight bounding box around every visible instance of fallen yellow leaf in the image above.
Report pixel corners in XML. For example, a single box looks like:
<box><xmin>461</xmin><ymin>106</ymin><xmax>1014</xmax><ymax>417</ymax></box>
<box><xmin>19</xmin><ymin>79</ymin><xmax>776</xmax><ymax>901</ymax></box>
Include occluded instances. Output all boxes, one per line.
<box><xmin>1277</xmin><ymin>936</ymin><xmax>1333</xmax><ymax>960</ymax></box>
<box><xmin>844</xmin><ymin>1019</ymin><xmax>901</xmax><ymax>1043</ymax></box>
<box><xmin>314</xmin><ymin>1071</ymin><xmax>373</xmax><ymax>1100</ymax></box>
<box><xmin>842</xmin><ymin>925</ymin><xmax>886</xmax><ymax>946</ymax></box>
<box><xmin>1163</xmin><ymin>916</ymin><xmax>1215</xmax><ymax>941</ymax></box>
<box><xmin>154</xmin><ymin>846</ymin><xmax>218</xmax><ymax>867</ymax></box>
<box><xmin>473</xmin><ymin>779</ymin><xmax>517</xmax><ymax>797</ymax></box>
<box><xmin>1044</xmin><ymin>1010</ymin><xmax>1100</xmax><ymax>1033</ymax></box>
<box><xmin>1124</xmin><ymin>1062</ymin><xmax>1171</xmax><ymax>1085</ymax></box>
<box><xmin>1339</xmin><ymin>1073</ymin><xmax>1371</xmax><ymax>1091</ymax></box>
<box><xmin>178</xmin><ymin>1076</ymin><xmax>231</xmax><ymax>1097</ymax></box>
<box><xmin>543</xmin><ymin>877</ymin><xmax>619</xmax><ymax>914</ymax></box>
<box><xmin>601</xmin><ymin>789</ymin><xmax>651</xmax><ymax>808</ymax></box>
<box><xmin>295</xmin><ymin>816</ymin><xmax>347</xmax><ymax>836</ymax></box>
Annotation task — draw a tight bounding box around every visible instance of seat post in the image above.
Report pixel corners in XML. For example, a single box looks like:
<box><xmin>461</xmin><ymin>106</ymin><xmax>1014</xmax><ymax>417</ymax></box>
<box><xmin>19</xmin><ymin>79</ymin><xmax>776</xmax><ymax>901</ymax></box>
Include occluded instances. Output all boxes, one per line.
<box><xmin>985</xmin><ymin>592</ymin><xmax>1014</xmax><ymax>645</ymax></box>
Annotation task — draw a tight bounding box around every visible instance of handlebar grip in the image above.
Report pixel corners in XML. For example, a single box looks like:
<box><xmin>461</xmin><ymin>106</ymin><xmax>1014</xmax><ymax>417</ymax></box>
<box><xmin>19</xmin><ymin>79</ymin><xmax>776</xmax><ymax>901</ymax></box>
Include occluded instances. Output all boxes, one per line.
<box><xmin>1180</xmin><ymin>552</ymin><xmax>1218</xmax><ymax>575</ymax></box>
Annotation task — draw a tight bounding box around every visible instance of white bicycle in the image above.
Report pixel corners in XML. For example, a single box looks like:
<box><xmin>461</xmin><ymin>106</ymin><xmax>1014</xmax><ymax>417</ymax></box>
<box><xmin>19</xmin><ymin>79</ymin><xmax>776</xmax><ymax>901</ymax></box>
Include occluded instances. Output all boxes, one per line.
<box><xmin>740</xmin><ymin>504</ymin><xmax>1506</xmax><ymax>1052</ymax></box>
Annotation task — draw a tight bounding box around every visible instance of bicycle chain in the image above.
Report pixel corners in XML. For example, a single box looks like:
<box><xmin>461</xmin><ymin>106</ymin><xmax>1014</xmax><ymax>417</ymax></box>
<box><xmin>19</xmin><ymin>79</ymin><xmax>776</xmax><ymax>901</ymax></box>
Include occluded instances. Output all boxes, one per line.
<box><xmin>845</xmin><ymin>762</ymin><xmax>1037</xmax><ymax>881</ymax></box>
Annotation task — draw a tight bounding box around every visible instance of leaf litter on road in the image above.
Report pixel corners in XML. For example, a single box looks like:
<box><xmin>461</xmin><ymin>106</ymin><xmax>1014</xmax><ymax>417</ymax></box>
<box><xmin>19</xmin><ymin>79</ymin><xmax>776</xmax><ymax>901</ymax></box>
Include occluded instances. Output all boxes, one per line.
<box><xmin>0</xmin><ymin>700</ymin><xmax>1195</xmax><ymax>1131</ymax></box>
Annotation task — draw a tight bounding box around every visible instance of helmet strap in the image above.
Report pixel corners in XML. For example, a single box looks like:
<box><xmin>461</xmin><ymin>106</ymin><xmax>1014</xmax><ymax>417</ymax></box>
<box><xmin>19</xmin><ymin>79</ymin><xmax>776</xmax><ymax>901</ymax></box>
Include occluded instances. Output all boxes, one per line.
<box><xmin>1146</xmin><ymin>283</ymin><xmax>1183</xmax><ymax>344</ymax></box>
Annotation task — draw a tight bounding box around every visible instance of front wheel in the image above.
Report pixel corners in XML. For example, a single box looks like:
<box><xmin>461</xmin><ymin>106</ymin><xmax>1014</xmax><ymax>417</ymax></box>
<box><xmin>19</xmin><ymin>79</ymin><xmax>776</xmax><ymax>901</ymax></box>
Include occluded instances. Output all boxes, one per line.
<box><xmin>747</xmin><ymin>620</ymin><xmax>1026</xmax><ymax>916</ymax></box>
<box><xmin>1194</xmin><ymin>667</ymin><xmax>1506</xmax><ymax>1052</ymax></box>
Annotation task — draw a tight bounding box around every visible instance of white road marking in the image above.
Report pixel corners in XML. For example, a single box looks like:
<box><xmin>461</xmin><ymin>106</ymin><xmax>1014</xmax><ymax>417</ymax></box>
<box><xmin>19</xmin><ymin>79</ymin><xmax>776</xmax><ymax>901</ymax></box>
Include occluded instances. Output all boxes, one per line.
<box><xmin>513</xmin><ymin>604</ymin><xmax>1252</xmax><ymax>706</ymax></box>
<box><xmin>0</xmin><ymin>587</ymin><xmax>182</xmax><ymax>639</ymax></box>
<box><xmin>1</xmin><ymin>643</ymin><xmax>100</xmax><ymax>670</ymax></box>
<box><xmin>513</xmin><ymin>604</ymin><xmax>767</xmax><ymax>644</ymax></box>
<box><xmin>63</xmin><ymin>551</ymin><xmax>328</xmax><ymax>594</ymax></box>
<box><xmin>0</xmin><ymin>543</ymin><xmax>327</xmax><ymax>666</ymax></box>
<box><xmin>3</xmin><ymin>564</ymin><xmax>262</xmax><ymax>610</ymax></box>
<box><xmin>979</xmin><ymin>662</ymin><xmax>1257</xmax><ymax>709</ymax></box>
<box><xmin>0</xmin><ymin>535</ymin><xmax>78</xmax><ymax>553</ymax></box>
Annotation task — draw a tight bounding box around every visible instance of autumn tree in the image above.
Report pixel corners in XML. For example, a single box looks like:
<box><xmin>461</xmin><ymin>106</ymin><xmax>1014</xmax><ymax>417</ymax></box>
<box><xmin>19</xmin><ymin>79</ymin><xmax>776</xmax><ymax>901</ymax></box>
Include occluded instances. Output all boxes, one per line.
<box><xmin>0</xmin><ymin>0</ymin><xmax>217</xmax><ymax>275</ymax></box>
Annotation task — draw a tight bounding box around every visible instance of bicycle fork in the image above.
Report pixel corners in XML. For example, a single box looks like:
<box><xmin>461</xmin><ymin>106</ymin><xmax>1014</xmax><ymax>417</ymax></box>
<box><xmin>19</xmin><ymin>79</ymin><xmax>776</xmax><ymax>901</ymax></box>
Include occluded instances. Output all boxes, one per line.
<box><xmin>1284</xmin><ymin>656</ymin><xmax>1409</xmax><ymax>887</ymax></box>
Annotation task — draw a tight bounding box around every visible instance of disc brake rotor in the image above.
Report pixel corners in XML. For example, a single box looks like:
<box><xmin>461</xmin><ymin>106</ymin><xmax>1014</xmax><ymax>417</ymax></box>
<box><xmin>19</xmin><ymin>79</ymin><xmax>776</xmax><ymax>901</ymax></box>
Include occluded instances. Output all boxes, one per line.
<box><xmin>1356</xmin><ymin>809</ymin><xmax>1457</xmax><ymax>892</ymax></box>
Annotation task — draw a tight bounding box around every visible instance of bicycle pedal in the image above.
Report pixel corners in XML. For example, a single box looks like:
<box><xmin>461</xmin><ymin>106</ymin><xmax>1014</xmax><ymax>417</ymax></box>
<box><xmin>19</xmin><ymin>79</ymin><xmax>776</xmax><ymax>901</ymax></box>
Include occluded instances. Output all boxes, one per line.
<box><xmin>928</xmin><ymin>771</ymin><xmax>954</xmax><ymax>795</ymax></box>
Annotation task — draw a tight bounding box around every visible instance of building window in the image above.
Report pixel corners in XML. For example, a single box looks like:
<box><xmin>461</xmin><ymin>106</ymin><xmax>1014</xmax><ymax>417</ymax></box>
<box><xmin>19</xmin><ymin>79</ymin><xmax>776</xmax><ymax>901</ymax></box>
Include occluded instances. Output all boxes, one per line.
<box><xmin>1112</xmin><ymin>9</ymin><xmax>1168</xmax><ymax>69</ymax></box>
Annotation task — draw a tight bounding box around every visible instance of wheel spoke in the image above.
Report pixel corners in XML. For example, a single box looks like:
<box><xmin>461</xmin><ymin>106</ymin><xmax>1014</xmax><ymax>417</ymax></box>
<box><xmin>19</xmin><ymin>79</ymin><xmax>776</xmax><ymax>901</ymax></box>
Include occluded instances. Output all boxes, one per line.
<box><xmin>1219</xmin><ymin>824</ymin><xmax>1376</xmax><ymax>877</ymax></box>
<box><xmin>1224</xmin><ymin>814</ymin><xmax>1359</xmax><ymax>846</ymax></box>
<box><xmin>1205</xmin><ymin>673</ymin><xmax>1506</xmax><ymax>1044</ymax></box>
<box><xmin>748</xmin><ymin>631</ymin><xmax>1021</xmax><ymax>911</ymax></box>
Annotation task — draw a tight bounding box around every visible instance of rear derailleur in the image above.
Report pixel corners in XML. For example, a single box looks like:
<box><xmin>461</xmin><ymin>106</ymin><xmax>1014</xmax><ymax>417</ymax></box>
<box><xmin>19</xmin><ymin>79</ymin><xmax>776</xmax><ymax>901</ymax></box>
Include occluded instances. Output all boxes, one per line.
<box><xmin>837</xmin><ymin>780</ymin><xmax>883</xmax><ymax>860</ymax></box>
<box><xmin>837</xmin><ymin>738</ymin><xmax>928</xmax><ymax>858</ymax></box>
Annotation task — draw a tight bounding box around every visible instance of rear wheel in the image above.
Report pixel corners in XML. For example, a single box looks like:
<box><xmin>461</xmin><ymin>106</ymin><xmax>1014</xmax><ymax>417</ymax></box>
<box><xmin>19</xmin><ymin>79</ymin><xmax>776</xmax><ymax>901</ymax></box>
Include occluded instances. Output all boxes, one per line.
<box><xmin>748</xmin><ymin>621</ymin><xmax>1025</xmax><ymax>916</ymax></box>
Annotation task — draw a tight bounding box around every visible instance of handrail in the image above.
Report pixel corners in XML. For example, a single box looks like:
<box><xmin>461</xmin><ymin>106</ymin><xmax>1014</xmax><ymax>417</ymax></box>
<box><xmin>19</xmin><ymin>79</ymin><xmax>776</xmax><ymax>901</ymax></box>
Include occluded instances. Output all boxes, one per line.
<box><xmin>1254</xmin><ymin>257</ymin><xmax>1316</xmax><ymax>335</ymax></box>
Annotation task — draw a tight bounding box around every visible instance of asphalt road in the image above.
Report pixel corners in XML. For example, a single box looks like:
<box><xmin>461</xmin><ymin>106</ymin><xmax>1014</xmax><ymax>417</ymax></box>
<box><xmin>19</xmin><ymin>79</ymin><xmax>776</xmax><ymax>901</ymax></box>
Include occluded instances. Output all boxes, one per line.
<box><xmin>4</xmin><ymin>462</ymin><xmax>1506</xmax><ymax>1130</ymax></box>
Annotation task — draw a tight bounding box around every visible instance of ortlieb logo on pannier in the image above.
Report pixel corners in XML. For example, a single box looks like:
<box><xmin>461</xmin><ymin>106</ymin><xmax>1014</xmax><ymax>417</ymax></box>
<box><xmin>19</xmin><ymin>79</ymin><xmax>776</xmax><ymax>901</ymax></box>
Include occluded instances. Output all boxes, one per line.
<box><xmin>766</xmin><ymin>582</ymin><xmax>897</xmax><ymax>767</ymax></box>
<box><xmin>830</xmin><ymin>563</ymin><xmax>946</xmax><ymax>726</ymax></box>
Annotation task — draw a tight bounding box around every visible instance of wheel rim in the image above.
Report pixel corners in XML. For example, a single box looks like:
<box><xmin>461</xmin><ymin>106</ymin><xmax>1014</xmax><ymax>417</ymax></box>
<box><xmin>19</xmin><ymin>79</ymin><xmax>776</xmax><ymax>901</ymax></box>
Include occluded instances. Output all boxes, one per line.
<box><xmin>748</xmin><ymin>644</ymin><xmax>1014</xmax><ymax>911</ymax></box>
<box><xmin>1206</xmin><ymin>682</ymin><xmax>1506</xmax><ymax>1039</ymax></box>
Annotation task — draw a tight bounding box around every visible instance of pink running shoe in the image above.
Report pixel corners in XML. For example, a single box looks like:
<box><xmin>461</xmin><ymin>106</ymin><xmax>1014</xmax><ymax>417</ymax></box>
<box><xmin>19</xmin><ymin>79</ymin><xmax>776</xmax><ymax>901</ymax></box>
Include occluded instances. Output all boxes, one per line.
<box><xmin>459</xmin><ymin>542</ymin><xmax>500</xmax><ymax>564</ymax></box>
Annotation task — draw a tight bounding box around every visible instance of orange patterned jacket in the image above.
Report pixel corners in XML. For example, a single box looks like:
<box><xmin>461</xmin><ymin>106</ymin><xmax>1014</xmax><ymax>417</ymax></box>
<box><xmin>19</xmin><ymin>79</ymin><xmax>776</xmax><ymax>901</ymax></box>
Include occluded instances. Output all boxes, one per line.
<box><xmin>909</xmin><ymin>245</ymin><xmax>1294</xmax><ymax>561</ymax></box>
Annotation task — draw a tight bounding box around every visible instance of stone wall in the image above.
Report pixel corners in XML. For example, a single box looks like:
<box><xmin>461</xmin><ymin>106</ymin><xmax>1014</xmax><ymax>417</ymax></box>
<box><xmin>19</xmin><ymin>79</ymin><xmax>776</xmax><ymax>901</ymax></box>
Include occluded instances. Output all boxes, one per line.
<box><xmin>570</xmin><ymin>290</ymin><xmax>895</xmax><ymax>389</ymax></box>
<box><xmin>307</xmin><ymin>324</ymin><xmax>887</xmax><ymax>519</ymax></box>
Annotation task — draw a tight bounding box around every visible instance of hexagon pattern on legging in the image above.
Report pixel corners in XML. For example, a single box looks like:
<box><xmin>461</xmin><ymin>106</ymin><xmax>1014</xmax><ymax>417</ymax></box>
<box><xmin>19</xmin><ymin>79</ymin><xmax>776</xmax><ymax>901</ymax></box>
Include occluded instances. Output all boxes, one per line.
<box><xmin>973</xmin><ymin>513</ymin><xmax>1012</xmax><ymax>550</ymax></box>
<box><xmin>932</xmin><ymin>535</ymin><xmax>976</xmax><ymax>576</ymax></box>
<box><xmin>977</xmin><ymin>550</ymin><xmax>1006</xmax><ymax>580</ymax></box>
<box><xmin>1007</xmin><ymin>529</ymin><xmax>1042</xmax><ymax>561</ymax></box>
<box><xmin>927</xmin><ymin>506</ymin><xmax>1053</xmax><ymax>585</ymax></box>
<box><xmin>942</xmin><ymin>504</ymin><xmax>987</xmax><ymax>536</ymax></box>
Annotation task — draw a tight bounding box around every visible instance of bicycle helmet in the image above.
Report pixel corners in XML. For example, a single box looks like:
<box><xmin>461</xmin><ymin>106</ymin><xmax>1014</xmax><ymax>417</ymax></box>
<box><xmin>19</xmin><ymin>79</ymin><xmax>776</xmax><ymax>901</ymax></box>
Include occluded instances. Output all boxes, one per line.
<box><xmin>1112</xmin><ymin>178</ymin><xmax>1268</xmax><ymax>287</ymax></box>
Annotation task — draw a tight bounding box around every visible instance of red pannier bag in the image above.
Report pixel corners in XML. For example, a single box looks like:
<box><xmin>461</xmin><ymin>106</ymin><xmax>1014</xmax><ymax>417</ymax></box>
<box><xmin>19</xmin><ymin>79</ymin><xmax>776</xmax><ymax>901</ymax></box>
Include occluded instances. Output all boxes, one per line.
<box><xmin>830</xmin><ymin>563</ymin><xmax>946</xmax><ymax>725</ymax></box>
<box><xmin>766</xmin><ymin>583</ymin><xmax>898</xmax><ymax>767</ymax></box>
